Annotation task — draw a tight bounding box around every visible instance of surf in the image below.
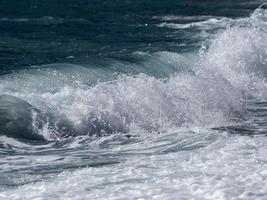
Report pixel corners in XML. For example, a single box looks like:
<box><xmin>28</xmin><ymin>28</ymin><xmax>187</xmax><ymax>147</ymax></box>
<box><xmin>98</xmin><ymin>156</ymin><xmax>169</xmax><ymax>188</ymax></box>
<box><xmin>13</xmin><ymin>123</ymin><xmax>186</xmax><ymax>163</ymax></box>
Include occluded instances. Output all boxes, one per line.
<box><xmin>0</xmin><ymin>5</ymin><xmax>267</xmax><ymax>141</ymax></box>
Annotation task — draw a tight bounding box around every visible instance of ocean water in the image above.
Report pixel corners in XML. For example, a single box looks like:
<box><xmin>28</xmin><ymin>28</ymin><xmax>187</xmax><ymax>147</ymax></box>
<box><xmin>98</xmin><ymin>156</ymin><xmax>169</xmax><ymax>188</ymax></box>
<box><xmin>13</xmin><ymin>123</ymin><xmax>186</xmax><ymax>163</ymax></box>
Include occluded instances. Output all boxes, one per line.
<box><xmin>1</xmin><ymin>1</ymin><xmax>267</xmax><ymax>199</ymax></box>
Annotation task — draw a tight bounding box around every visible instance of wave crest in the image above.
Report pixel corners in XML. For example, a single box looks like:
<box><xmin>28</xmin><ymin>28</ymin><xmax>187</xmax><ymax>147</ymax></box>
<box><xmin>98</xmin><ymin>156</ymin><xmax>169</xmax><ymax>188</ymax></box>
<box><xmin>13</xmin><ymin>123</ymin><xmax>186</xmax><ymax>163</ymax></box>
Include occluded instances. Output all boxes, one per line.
<box><xmin>1</xmin><ymin>6</ymin><xmax>267</xmax><ymax>140</ymax></box>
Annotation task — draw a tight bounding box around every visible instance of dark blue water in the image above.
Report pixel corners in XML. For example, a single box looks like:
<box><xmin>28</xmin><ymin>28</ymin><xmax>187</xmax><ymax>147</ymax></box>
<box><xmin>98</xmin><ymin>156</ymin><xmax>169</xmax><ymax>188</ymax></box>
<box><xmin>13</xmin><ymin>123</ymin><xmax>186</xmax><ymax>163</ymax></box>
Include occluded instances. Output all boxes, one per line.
<box><xmin>0</xmin><ymin>1</ymin><xmax>263</xmax><ymax>69</ymax></box>
<box><xmin>1</xmin><ymin>1</ymin><xmax>267</xmax><ymax>199</ymax></box>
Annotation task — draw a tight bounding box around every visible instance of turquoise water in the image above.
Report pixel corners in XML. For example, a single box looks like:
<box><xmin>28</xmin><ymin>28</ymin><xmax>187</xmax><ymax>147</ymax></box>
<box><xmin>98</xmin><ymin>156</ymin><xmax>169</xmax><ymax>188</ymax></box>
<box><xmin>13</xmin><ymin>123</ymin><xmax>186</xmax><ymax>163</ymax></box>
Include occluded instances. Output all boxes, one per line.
<box><xmin>1</xmin><ymin>1</ymin><xmax>267</xmax><ymax>199</ymax></box>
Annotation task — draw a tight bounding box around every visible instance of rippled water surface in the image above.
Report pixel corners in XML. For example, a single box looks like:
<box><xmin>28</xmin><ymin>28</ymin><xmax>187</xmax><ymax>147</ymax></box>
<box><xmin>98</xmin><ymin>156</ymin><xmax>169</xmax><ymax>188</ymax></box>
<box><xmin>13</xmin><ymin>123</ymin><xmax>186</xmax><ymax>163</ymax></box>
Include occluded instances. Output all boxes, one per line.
<box><xmin>1</xmin><ymin>1</ymin><xmax>267</xmax><ymax>199</ymax></box>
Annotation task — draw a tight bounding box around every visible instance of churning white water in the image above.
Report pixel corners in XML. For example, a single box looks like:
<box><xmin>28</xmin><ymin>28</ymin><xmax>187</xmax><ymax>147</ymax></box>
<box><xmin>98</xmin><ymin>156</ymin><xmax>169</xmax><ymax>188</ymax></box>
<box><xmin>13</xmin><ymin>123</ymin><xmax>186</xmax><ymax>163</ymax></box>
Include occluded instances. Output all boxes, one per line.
<box><xmin>0</xmin><ymin>4</ymin><xmax>267</xmax><ymax>200</ymax></box>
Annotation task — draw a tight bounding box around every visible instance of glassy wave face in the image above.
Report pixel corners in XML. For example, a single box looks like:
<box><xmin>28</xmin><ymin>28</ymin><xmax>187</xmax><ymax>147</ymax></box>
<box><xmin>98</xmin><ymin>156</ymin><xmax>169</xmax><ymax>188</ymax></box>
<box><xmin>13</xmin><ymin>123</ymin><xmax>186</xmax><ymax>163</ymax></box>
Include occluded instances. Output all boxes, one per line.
<box><xmin>1</xmin><ymin>1</ymin><xmax>267</xmax><ymax>199</ymax></box>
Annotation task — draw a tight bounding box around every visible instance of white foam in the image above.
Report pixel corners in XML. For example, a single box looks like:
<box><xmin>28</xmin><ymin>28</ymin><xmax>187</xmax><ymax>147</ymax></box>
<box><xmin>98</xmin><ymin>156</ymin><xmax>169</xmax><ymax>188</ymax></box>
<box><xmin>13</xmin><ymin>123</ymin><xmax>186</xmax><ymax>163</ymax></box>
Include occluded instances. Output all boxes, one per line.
<box><xmin>1</xmin><ymin>132</ymin><xmax>267</xmax><ymax>200</ymax></box>
<box><xmin>157</xmin><ymin>17</ymin><xmax>233</xmax><ymax>30</ymax></box>
<box><xmin>1</xmin><ymin>5</ymin><xmax>267</xmax><ymax>200</ymax></box>
<box><xmin>0</xmin><ymin>5</ymin><xmax>266</xmax><ymax>140</ymax></box>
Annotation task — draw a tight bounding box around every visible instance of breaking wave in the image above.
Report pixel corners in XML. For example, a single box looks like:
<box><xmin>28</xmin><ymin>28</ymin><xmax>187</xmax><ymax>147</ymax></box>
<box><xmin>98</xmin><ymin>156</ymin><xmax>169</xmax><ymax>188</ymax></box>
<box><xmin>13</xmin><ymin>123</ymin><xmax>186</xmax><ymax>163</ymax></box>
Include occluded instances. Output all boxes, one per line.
<box><xmin>0</xmin><ymin>5</ymin><xmax>267</xmax><ymax>140</ymax></box>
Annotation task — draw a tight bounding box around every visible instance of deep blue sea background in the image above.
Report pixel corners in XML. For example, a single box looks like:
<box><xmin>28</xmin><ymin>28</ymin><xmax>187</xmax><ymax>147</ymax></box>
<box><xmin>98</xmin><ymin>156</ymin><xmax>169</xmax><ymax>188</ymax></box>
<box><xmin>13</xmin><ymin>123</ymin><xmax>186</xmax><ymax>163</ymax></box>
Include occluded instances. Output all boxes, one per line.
<box><xmin>0</xmin><ymin>0</ymin><xmax>263</xmax><ymax>70</ymax></box>
<box><xmin>1</xmin><ymin>1</ymin><xmax>267</xmax><ymax>199</ymax></box>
